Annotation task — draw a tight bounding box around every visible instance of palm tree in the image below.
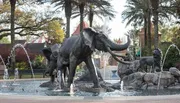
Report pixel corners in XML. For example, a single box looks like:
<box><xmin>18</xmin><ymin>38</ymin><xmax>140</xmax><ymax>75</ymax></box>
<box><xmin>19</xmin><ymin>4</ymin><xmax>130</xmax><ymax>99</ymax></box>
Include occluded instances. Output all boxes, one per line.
<box><xmin>150</xmin><ymin>0</ymin><xmax>176</xmax><ymax>48</ymax></box>
<box><xmin>123</xmin><ymin>0</ymin><xmax>176</xmax><ymax>51</ymax></box>
<box><xmin>122</xmin><ymin>0</ymin><xmax>150</xmax><ymax>49</ymax></box>
<box><xmin>150</xmin><ymin>0</ymin><xmax>159</xmax><ymax>49</ymax></box>
<box><xmin>83</xmin><ymin>2</ymin><xmax>115</xmax><ymax>27</ymax></box>
<box><xmin>52</xmin><ymin>0</ymin><xmax>74</xmax><ymax>38</ymax></box>
<box><xmin>72</xmin><ymin>0</ymin><xmax>115</xmax><ymax>33</ymax></box>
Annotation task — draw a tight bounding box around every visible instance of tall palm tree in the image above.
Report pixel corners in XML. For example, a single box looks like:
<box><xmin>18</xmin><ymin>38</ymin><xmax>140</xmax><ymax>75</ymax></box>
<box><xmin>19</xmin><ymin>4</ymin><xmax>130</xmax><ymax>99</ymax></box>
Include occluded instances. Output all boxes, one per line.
<box><xmin>72</xmin><ymin>0</ymin><xmax>115</xmax><ymax>33</ymax></box>
<box><xmin>52</xmin><ymin>0</ymin><xmax>74</xmax><ymax>38</ymax></box>
<box><xmin>123</xmin><ymin>0</ymin><xmax>176</xmax><ymax>51</ymax></box>
<box><xmin>87</xmin><ymin>3</ymin><xmax>115</xmax><ymax>27</ymax></box>
<box><xmin>150</xmin><ymin>0</ymin><xmax>176</xmax><ymax>48</ymax></box>
<box><xmin>122</xmin><ymin>0</ymin><xmax>150</xmax><ymax>48</ymax></box>
<box><xmin>150</xmin><ymin>0</ymin><xmax>159</xmax><ymax>49</ymax></box>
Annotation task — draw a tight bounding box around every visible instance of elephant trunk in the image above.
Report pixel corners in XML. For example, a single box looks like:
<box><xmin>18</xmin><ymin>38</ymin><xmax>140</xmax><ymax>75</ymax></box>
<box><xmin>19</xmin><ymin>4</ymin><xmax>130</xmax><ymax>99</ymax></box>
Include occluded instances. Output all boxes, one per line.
<box><xmin>105</xmin><ymin>35</ymin><xmax>131</xmax><ymax>51</ymax></box>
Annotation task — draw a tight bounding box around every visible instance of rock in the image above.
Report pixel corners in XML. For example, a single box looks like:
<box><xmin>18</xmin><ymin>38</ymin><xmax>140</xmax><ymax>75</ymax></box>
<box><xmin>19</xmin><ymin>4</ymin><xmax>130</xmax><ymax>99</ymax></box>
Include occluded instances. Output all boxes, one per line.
<box><xmin>111</xmin><ymin>82</ymin><xmax>120</xmax><ymax>89</ymax></box>
<box><xmin>177</xmin><ymin>77</ymin><xmax>180</xmax><ymax>83</ymax></box>
<box><xmin>143</xmin><ymin>73</ymin><xmax>159</xmax><ymax>85</ymax></box>
<box><xmin>75</xmin><ymin>66</ymin><xmax>103</xmax><ymax>82</ymax></box>
<box><xmin>159</xmin><ymin>71</ymin><xmax>176</xmax><ymax>87</ymax></box>
<box><xmin>122</xmin><ymin>72</ymin><xmax>145</xmax><ymax>89</ymax></box>
<box><xmin>118</xmin><ymin>60</ymin><xmax>139</xmax><ymax>79</ymax></box>
<box><xmin>169</xmin><ymin>67</ymin><xmax>180</xmax><ymax>77</ymax></box>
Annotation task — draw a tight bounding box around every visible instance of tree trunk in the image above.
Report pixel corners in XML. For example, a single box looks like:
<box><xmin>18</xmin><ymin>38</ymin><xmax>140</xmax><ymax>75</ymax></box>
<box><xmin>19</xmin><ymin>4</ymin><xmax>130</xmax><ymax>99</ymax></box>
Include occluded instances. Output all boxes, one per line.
<box><xmin>66</xmin><ymin>16</ymin><xmax>70</xmax><ymax>38</ymax></box>
<box><xmin>10</xmin><ymin>0</ymin><xmax>16</xmax><ymax>71</ymax></box>
<box><xmin>144</xmin><ymin>16</ymin><xmax>147</xmax><ymax>47</ymax></box>
<box><xmin>79</xmin><ymin>3</ymin><xmax>85</xmax><ymax>36</ymax></box>
<box><xmin>65</xmin><ymin>0</ymin><xmax>71</xmax><ymax>38</ymax></box>
<box><xmin>147</xmin><ymin>8</ymin><xmax>152</xmax><ymax>54</ymax></box>
<box><xmin>151</xmin><ymin>0</ymin><xmax>159</xmax><ymax>49</ymax></box>
<box><xmin>89</xmin><ymin>6</ymin><xmax>94</xmax><ymax>27</ymax></box>
<box><xmin>153</xmin><ymin>11</ymin><xmax>159</xmax><ymax>49</ymax></box>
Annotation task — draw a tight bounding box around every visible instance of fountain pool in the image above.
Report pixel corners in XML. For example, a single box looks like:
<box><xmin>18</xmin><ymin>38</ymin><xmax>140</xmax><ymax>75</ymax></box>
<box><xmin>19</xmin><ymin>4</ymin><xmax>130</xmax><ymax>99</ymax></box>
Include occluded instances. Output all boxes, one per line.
<box><xmin>1</xmin><ymin>80</ymin><xmax>180</xmax><ymax>97</ymax></box>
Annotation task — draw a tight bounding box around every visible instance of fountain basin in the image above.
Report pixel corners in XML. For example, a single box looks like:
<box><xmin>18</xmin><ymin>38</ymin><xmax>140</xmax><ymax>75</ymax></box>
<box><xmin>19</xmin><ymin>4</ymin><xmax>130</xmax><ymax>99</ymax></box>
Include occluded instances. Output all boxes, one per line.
<box><xmin>1</xmin><ymin>79</ymin><xmax>180</xmax><ymax>97</ymax></box>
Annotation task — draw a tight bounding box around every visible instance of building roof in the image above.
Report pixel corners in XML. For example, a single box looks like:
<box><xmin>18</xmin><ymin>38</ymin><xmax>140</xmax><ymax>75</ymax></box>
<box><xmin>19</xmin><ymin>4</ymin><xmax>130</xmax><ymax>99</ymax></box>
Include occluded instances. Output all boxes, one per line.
<box><xmin>72</xmin><ymin>21</ymin><xmax>89</xmax><ymax>36</ymax></box>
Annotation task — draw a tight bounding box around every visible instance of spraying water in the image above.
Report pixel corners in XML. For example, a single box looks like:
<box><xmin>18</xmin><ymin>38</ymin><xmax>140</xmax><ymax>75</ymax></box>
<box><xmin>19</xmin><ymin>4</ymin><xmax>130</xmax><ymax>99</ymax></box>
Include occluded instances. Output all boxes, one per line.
<box><xmin>0</xmin><ymin>55</ymin><xmax>7</xmax><ymax>71</ymax></box>
<box><xmin>157</xmin><ymin>44</ymin><xmax>180</xmax><ymax>89</ymax></box>
<box><xmin>57</xmin><ymin>70</ymin><xmax>62</xmax><ymax>90</ymax></box>
<box><xmin>0</xmin><ymin>55</ymin><xmax>9</xmax><ymax>87</ymax></box>
<box><xmin>13</xmin><ymin>68</ymin><xmax>19</xmax><ymax>85</ymax></box>
<box><xmin>70</xmin><ymin>83</ymin><xmax>74</xmax><ymax>95</ymax></box>
<box><xmin>120</xmin><ymin>81</ymin><xmax>124</xmax><ymax>92</ymax></box>
<box><xmin>10</xmin><ymin>44</ymin><xmax>35</xmax><ymax>79</ymax></box>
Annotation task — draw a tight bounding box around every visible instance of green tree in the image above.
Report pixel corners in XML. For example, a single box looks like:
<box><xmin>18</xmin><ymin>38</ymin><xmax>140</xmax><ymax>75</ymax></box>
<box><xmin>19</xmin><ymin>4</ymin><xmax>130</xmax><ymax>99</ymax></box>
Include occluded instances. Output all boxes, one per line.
<box><xmin>0</xmin><ymin>37</ymin><xmax>10</xmax><ymax>43</ymax></box>
<box><xmin>45</xmin><ymin>20</ymin><xmax>65</xmax><ymax>44</ymax></box>
<box><xmin>0</xmin><ymin>3</ymin><xmax>64</xmax><ymax>41</ymax></box>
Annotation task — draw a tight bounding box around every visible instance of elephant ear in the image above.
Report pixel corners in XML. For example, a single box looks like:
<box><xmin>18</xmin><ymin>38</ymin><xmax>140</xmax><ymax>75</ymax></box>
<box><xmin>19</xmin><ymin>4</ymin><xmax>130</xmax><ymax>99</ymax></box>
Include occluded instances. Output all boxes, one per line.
<box><xmin>82</xmin><ymin>28</ymin><xmax>97</xmax><ymax>51</ymax></box>
<box><xmin>42</xmin><ymin>47</ymin><xmax>52</xmax><ymax>61</ymax></box>
<box><xmin>50</xmin><ymin>44</ymin><xmax>60</xmax><ymax>58</ymax></box>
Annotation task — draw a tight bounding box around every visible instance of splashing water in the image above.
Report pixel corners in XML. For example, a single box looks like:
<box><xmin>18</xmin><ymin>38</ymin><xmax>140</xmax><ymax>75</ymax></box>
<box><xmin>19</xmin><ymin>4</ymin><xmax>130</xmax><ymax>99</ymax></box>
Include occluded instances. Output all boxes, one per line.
<box><xmin>0</xmin><ymin>55</ymin><xmax>9</xmax><ymax>87</ymax></box>
<box><xmin>157</xmin><ymin>44</ymin><xmax>180</xmax><ymax>89</ymax></box>
<box><xmin>0</xmin><ymin>55</ymin><xmax>7</xmax><ymax>71</ymax></box>
<box><xmin>70</xmin><ymin>83</ymin><xmax>74</xmax><ymax>95</ymax></box>
<box><xmin>10</xmin><ymin>44</ymin><xmax>35</xmax><ymax>79</ymax></box>
<box><xmin>120</xmin><ymin>81</ymin><xmax>124</xmax><ymax>92</ymax></box>
<box><xmin>57</xmin><ymin>70</ymin><xmax>62</xmax><ymax>90</ymax></box>
<box><xmin>12</xmin><ymin>68</ymin><xmax>19</xmax><ymax>85</ymax></box>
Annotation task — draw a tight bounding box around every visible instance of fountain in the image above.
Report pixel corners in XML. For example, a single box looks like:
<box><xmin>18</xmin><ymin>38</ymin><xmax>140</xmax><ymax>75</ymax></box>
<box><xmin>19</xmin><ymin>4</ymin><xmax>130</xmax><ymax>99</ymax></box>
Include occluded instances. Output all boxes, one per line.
<box><xmin>157</xmin><ymin>44</ymin><xmax>180</xmax><ymax>89</ymax></box>
<box><xmin>0</xmin><ymin>55</ymin><xmax>9</xmax><ymax>87</ymax></box>
<box><xmin>12</xmin><ymin>68</ymin><xmax>19</xmax><ymax>85</ymax></box>
<box><xmin>117</xmin><ymin>44</ymin><xmax>180</xmax><ymax>91</ymax></box>
<box><xmin>120</xmin><ymin>81</ymin><xmax>124</xmax><ymax>92</ymax></box>
<box><xmin>9</xmin><ymin>44</ymin><xmax>35</xmax><ymax>79</ymax></box>
<box><xmin>0</xmin><ymin>43</ymin><xmax>180</xmax><ymax>97</ymax></box>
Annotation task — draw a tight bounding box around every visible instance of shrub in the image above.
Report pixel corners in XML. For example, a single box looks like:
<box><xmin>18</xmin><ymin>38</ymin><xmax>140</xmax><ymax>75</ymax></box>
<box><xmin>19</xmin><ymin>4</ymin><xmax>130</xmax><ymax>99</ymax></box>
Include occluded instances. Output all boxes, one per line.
<box><xmin>32</xmin><ymin>55</ymin><xmax>46</xmax><ymax>69</ymax></box>
<box><xmin>15</xmin><ymin>62</ymin><xmax>28</xmax><ymax>70</ymax></box>
<box><xmin>160</xmin><ymin>42</ymin><xmax>180</xmax><ymax>71</ymax></box>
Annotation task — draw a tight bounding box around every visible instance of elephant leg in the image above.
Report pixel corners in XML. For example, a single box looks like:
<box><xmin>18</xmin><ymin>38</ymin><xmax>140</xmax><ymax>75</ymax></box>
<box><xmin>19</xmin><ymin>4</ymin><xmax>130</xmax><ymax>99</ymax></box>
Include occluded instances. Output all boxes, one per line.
<box><xmin>67</xmin><ymin>55</ymin><xmax>77</xmax><ymax>88</ymax></box>
<box><xmin>85</xmin><ymin>56</ymin><xmax>100</xmax><ymax>88</ymax></box>
<box><xmin>50</xmin><ymin>75</ymin><xmax>55</xmax><ymax>83</ymax></box>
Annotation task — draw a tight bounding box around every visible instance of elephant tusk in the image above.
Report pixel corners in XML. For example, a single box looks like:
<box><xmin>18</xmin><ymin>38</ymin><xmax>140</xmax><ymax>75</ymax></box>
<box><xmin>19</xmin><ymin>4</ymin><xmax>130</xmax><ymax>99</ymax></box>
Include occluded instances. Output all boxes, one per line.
<box><xmin>106</xmin><ymin>47</ymin><xmax>126</xmax><ymax>58</ymax></box>
<box><xmin>112</xmin><ymin>54</ymin><xmax>132</xmax><ymax>64</ymax></box>
<box><xmin>106</xmin><ymin>47</ymin><xmax>132</xmax><ymax>64</ymax></box>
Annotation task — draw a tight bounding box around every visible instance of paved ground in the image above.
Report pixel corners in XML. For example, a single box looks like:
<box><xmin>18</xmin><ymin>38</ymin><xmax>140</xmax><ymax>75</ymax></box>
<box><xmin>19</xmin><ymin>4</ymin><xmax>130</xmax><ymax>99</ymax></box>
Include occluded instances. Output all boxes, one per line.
<box><xmin>1</xmin><ymin>94</ymin><xmax>180</xmax><ymax>103</ymax></box>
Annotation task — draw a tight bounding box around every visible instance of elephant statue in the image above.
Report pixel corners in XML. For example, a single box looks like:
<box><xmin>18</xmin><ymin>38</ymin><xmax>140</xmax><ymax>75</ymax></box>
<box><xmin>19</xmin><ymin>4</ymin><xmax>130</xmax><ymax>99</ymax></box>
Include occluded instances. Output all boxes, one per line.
<box><xmin>42</xmin><ymin>44</ymin><xmax>62</xmax><ymax>83</ymax></box>
<box><xmin>42</xmin><ymin>28</ymin><xmax>131</xmax><ymax>89</ymax></box>
<box><xmin>137</xmin><ymin>48</ymin><xmax>162</xmax><ymax>72</ymax></box>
